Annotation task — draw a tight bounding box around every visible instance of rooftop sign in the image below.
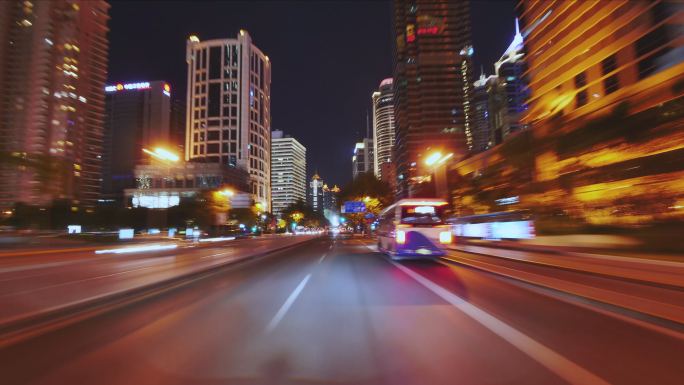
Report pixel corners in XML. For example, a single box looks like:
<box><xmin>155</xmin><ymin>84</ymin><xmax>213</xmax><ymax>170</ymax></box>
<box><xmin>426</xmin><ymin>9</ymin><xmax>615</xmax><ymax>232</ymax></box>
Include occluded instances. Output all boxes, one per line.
<box><xmin>105</xmin><ymin>82</ymin><xmax>151</xmax><ymax>93</ymax></box>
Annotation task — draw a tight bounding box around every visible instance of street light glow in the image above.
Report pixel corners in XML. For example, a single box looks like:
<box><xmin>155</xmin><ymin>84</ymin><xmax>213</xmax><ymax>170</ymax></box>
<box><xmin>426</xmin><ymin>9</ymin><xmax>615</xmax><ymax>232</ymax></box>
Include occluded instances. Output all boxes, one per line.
<box><xmin>438</xmin><ymin>153</ymin><xmax>453</xmax><ymax>164</ymax></box>
<box><xmin>425</xmin><ymin>152</ymin><xmax>443</xmax><ymax>166</ymax></box>
<box><xmin>154</xmin><ymin>147</ymin><xmax>180</xmax><ymax>162</ymax></box>
<box><xmin>143</xmin><ymin>147</ymin><xmax>180</xmax><ymax>162</ymax></box>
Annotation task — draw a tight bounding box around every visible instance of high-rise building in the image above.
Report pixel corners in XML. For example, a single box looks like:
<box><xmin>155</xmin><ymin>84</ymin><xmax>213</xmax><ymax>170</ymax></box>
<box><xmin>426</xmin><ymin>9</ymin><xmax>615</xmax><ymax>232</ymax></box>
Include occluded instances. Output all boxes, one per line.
<box><xmin>393</xmin><ymin>0</ymin><xmax>474</xmax><ymax>198</ymax></box>
<box><xmin>0</xmin><ymin>0</ymin><xmax>110</xmax><ymax>210</ymax></box>
<box><xmin>352</xmin><ymin>138</ymin><xmax>374</xmax><ymax>179</ymax></box>
<box><xmin>494</xmin><ymin>19</ymin><xmax>528</xmax><ymax>138</ymax></box>
<box><xmin>102</xmin><ymin>81</ymin><xmax>171</xmax><ymax>202</ymax></box>
<box><xmin>471</xmin><ymin>73</ymin><xmax>494</xmax><ymax>153</ymax></box>
<box><xmin>185</xmin><ymin>31</ymin><xmax>271</xmax><ymax>210</ymax></box>
<box><xmin>372</xmin><ymin>78</ymin><xmax>396</xmax><ymax>180</ymax></box>
<box><xmin>322</xmin><ymin>183</ymin><xmax>340</xmax><ymax>216</ymax></box>
<box><xmin>309</xmin><ymin>173</ymin><xmax>324</xmax><ymax>214</ymax></box>
<box><xmin>270</xmin><ymin>130</ymin><xmax>306</xmax><ymax>217</ymax></box>
<box><xmin>471</xmin><ymin>72</ymin><xmax>508</xmax><ymax>152</ymax></box>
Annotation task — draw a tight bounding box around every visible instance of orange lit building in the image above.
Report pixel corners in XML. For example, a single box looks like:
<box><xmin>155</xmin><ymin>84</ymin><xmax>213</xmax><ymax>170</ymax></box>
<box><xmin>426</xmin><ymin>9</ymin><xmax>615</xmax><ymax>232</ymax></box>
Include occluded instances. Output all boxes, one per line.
<box><xmin>448</xmin><ymin>0</ymin><xmax>684</xmax><ymax>227</ymax></box>
<box><xmin>0</xmin><ymin>0</ymin><xmax>110</xmax><ymax>210</ymax></box>
<box><xmin>520</xmin><ymin>0</ymin><xmax>684</xmax><ymax>125</ymax></box>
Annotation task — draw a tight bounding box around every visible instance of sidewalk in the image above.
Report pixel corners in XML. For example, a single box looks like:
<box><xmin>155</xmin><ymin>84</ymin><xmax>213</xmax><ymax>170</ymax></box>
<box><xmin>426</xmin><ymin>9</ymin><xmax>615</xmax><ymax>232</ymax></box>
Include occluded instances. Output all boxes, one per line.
<box><xmin>450</xmin><ymin>241</ymin><xmax>684</xmax><ymax>288</ymax></box>
<box><xmin>446</xmin><ymin>240</ymin><xmax>684</xmax><ymax>326</ymax></box>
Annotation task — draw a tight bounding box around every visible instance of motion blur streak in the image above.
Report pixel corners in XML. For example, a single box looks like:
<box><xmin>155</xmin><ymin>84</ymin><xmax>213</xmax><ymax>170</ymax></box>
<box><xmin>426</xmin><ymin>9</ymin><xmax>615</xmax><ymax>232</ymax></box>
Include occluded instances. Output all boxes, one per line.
<box><xmin>198</xmin><ymin>236</ymin><xmax>236</xmax><ymax>243</ymax></box>
<box><xmin>94</xmin><ymin>244</ymin><xmax>177</xmax><ymax>254</ymax></box>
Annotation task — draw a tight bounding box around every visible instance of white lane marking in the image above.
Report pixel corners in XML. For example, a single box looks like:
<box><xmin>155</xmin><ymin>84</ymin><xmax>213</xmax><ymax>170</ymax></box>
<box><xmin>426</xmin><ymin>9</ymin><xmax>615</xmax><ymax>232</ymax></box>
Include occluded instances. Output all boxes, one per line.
<box><xmin>200</xmin><ymin>251</ymin><xmax>231</xmax><ymax>259</ymax></box>
<box><xmin>318</xmin><ymin>253</ymin><xmax>327</xmax><ymax>264</ymax></box>
<box><xmin>390</xmin><ymin>261</ymin><xmax>611</xmax><ymax>385</ymax></box>
<box><xmin>265</xmin><ymin>273</ymin><xmax>311</xmax><ymax>333</ymax></box>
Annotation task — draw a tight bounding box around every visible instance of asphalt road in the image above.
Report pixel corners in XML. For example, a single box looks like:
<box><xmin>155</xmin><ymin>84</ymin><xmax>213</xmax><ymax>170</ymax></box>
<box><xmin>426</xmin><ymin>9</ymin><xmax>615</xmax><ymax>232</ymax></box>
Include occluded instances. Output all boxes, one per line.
<box><xmin>1</xmin><ymin>236</ymin><xmax>683</xmax><ymax>385</ymax></box>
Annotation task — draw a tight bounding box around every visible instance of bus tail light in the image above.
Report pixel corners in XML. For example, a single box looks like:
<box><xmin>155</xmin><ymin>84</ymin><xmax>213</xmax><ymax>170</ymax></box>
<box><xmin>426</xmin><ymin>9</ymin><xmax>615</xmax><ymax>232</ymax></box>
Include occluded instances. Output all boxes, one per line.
<box><xmin>439</xmin><ymin>231</ymin><xmax>452</xmax><ymax>244</ymax></box>
<box><xmin>396</xmin><ymin>230</ymin><xmax>406</xmax><ymax>244</ymax></box>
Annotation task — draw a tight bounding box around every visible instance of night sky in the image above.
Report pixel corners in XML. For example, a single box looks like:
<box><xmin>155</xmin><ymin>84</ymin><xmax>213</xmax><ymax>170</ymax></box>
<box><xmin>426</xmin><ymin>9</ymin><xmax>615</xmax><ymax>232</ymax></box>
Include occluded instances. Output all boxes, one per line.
<box><xmin>108</xmin><ymin>1</ymin><xmax>516</xmax><ymax>187</ymax></box>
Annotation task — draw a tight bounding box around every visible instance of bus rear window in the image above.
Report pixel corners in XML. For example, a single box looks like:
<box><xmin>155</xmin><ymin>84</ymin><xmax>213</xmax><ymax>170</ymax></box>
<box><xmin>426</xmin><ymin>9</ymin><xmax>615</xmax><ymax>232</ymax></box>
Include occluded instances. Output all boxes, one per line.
<box><xmin>401</xmin><ymin>205</ymin><xmax>445</xmax><ymax>224</ymax></box>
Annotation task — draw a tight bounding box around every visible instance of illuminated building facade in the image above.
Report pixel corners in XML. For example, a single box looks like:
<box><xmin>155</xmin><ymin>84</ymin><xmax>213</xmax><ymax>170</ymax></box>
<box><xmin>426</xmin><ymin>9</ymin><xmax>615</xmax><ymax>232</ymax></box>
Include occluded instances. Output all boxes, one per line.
<box><xmin>494</xmin><ymin>19</ymin><xmax>529</xmax><ymax>138</ymax></box>
<box><xmin>372</xmin><ymin>78</ymin><xmax>395</xmax><ymax>180</ymax></box>
<box><xmin>0</xmin><ymin>0</ymin><xmax>110</xmax><ymax>210</ymax></box>
<box><xmin>271</xmin><ymin>130</ymin><xmax>307</xmax><ymax>217</ymax></box>
<box><xmin>517</xmin><ymin>0</ymin><xmax>684</xmax><ymax>225</ymax></box>
<box><xmin>322</xmin><ymin>184</ymin><xmax>340</xmax><ymax>216</ymax></box>
<box><xmin>352</xmin><ymin>138</ymin><xmax>374</xmax><ymax>179</ymax></box>
<box><xmin>520</xmin><ymin>1</ymin><xmax>683</xmax><ymax>125</ymax></box>
<box><xmin>472</xmin><ymin>73</ymin><xmax>494</xmax><ymax>153</ymax></box>
<box><xmin>124</xmin><ymin>161</ymin><xmax>250</xmax><ymax>209</ymax></box>
<box><xmin>472</xmin><ymin>72</ymin><xmax>508</xmax><ymax>152</ymax></box>
<box><xmin>308</xmin><ymin>174</ymin><xmax>324</xmax><ymax>214</ymax></box>
<box><xmin>393</xmin><ymin>0</ymin><xmax>474</xmax><ymax>198</ymax></box>
<box><xmin>448</xmin><ymin>1</ymin><xmax>684</xmax><ymax>227</ymax></box>
<box><xmin>185</xmin><ymin>31</ymin><xmax>271</xmax><ymax>211</ymax></box>
<box><xmin>102</xmin><ymin>81</ymin><xmax>171</xmax><ymax>202</ymax></box>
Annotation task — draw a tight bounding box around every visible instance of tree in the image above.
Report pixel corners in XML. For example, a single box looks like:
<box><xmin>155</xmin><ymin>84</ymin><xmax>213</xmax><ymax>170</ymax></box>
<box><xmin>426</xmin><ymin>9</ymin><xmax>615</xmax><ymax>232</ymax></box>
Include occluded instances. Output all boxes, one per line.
<box><xmin>338</xmin><ymin>172</ymin><xmax>393</xmax><ymax>231</ymax></box>
<box><xmin>280</xmin><ymin>199</ymin><xmax>327</xmax><ymax>229</ymax></box>
<box><xmin>338</xmin><ymin>172</ymin><xmax>393</xmax><ymax>207</ymax></box>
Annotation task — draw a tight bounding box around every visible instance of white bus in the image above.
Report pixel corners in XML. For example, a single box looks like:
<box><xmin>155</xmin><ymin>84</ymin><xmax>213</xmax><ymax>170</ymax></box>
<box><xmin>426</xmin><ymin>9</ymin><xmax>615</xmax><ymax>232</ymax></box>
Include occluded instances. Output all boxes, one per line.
<box><xmin>376</xmin><ymin>199</ymin><xmax>453</xmax><ymax>259</ymax></box>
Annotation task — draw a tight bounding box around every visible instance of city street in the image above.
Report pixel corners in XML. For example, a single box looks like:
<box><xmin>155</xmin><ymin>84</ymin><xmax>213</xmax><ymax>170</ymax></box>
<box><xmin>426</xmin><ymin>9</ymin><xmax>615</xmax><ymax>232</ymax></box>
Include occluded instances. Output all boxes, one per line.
<box><xmin>1</xmin><ymin>236</ymin><xmax>683</xmax><ymax>385</ymax></box>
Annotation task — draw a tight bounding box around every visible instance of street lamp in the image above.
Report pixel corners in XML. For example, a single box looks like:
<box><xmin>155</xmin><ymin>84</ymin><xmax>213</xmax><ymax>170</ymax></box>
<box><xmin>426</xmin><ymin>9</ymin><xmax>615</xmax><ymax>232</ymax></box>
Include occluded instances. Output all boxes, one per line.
<box><xmin>425</xmin><ymin>151</ymin><xmax>453</xmax><ymax>166</ymax></box>
<box><xmin>425</xmin><ymin>151</ymin><xmax>443</xmax><ymax>166</ymax></box>
<box><xmin>424</xmin><ymin>151</ymin><xmax>454</xmax><ymax>199</ymax></box>
<box><xmin>218</xmin><ymin>188</ymin><xmax>234</xmax><ymax>197</ymax></box>
<box><xmin>143</xmin><ymin>147</ymin><xmax>180</xmax><ymax>162</ymax></box>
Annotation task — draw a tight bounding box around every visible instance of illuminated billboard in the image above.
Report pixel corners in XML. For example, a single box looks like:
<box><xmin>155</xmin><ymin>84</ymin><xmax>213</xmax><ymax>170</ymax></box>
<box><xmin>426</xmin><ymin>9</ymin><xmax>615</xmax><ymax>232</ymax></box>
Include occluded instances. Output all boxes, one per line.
<box><xmin>105</xmin><ymin>82</ymin><xmax>151</xmax><ymax>93</ymax></box>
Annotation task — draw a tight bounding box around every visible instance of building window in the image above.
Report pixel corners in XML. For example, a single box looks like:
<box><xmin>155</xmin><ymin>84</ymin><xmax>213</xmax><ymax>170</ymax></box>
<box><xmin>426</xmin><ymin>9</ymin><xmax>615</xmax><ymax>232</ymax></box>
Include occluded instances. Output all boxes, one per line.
<box><xmin>576</xmin><ymin>90</ymin><xmax>588</xmax><ymax>108</ymax></box>
<box><xmin>635</xmin><ymin>25</ymin><xmax>669</xmax><ymax>58</ymax></box>
<box><xmin>574</xmin><ymin>72</ymin><xmax>587</xmax><ymax>89</ymax></box>
<box><xmin>224</xmin><ymin>44</ymin><xmax>232</xmax><ymax>65</ymax></box>
<box><xmin>638</xmin><ymin>49</ymin><xmax>671</xmax><ymax>80</ymax></box>
<box><xmin>208</xmin><ymin>83</ymin><xmax>220</xmax><ymax>117</ymax></box>
<box><xmin>603</xmin><ymin>74</ymin><xmax>619</xmax><ymax>95</ymax></box>
<box><xmin>601</xmin><ymin>55</ymin><xmax>618</xmax><ymax>75</ymax></box>
<box><xmin>209</xmin><ymin>47</ymin><xmax>222</xmax><ymax>79</ymax></box>
<box><xmin>207</xmin><ymin>143</ymin><xmax>219</xmax><ymax>154</ymax></box>
<box><xmin>635</xmin><ymin>24</ymin><xmax>672</xmax><ymax>79</ymax></box>
<box><xmin>207</xmin><ymin>131</ymin><xmax>220</xmax><ymax>141</ymax></box>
